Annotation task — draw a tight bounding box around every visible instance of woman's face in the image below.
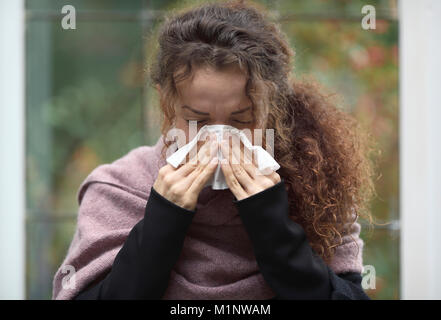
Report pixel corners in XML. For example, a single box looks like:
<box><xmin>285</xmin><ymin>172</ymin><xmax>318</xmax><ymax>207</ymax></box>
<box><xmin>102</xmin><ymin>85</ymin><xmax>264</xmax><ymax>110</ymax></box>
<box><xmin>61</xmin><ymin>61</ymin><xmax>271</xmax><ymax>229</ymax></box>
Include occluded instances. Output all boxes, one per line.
<box><xmin>158</xmin><ymin>65</ymin><xmax>256</xmax><ymax>145</ymax></box>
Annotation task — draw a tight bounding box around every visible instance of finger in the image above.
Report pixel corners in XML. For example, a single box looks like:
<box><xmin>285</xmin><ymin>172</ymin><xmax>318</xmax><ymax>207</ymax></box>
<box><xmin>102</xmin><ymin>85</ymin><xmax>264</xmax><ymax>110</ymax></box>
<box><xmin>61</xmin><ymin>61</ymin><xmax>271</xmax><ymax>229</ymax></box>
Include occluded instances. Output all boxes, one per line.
<box><xmin>154</xmin><ymin>164</ymin><xmax>175</xmax><ymax>191</ymax></box>
<box><xmin>224</xmin><ymin>132</ymin><xmax>255</xmax><ymax>166</ymax></box>
<box><xmin>200</xmin><ymin>135</ymin><xmax>219</xmax><ymax>165</ymax></box>
<box><xmin>177</xmin><ymin>134</ymin><xmax>215</xmax><ymax>177</ymax></box>
<box><xmin>189</xmin><ymin>133</ymin><xmax>213</xmax><ymax>165</ymax></box>
<box><xmin>223</xmin><ymin>135</ymin><xmax>277</xmax><ymax>193</ymax></box>
<box><xmin>221</xmin><ymin>140</ymin><xmax>254</xmax><ymax>191</ymax></box>
<box><xmin>267</xmin><ymin>171</ymin><xmax>281</xmax><ymax>184</ymax></box>
<box><xmin>186</xmin><ymin>140</ymin><xmax>218</xmax><ymax>182</ymax></box>
<box><xmin>220</xmin><ymin>157</ymin><xmax>248</xmax><ymax>200</ymax></box>
<box><xmin>227</xmin><ymin>133</ymin><xmax>241</xmax><ymax>165</ymax></box>
<box><xmin>188</xmin><ymin>156</ymin><xmax>219</xmax><ymax>195</ymax></box>
<box><xmin>250</xmin><ymin>159</ymin><xmax>281</xmax><ymax>183</ymax></box>
<box><xmin>158</xmin><ymin>163</ymin><xmax>174</xmax><ymax>176</ymax></box>
<box><xmin>176</xmin><ymin>144</ymin><xmax>215</xmax><ymax>192</ymax></box>
<box><xmin>230</xmin><ymin>138</ymin><xmax>258</xmax><ymax>179</ymax></box>
<box><xmin>183</xmin><ymin>131</ymin><xmax>212</xmax><ymax>165</ymax></box>
<box><xmin>230</xmin><ymin>136</ymin><xmax>278</xmax><ymax>182</ymax></box>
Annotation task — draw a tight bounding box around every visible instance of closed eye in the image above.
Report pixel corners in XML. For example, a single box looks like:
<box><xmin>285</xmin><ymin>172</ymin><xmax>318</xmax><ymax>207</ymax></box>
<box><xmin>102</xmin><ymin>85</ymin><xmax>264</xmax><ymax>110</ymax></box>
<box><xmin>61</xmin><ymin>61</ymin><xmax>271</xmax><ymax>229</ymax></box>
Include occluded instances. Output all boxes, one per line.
<box><xmin>186</xmin><ymin>119</ymin><xmax>208</xmax><ymax>123</ymax></box>
<box><xmin>185</xmin><ymin>119</ymin><xmax>252</xmax><ymax>124</ymax></box>
<box><xmin>233</xmin><ymin>120</ymin><xmax>252</xmax><ymax>124</ymax></box>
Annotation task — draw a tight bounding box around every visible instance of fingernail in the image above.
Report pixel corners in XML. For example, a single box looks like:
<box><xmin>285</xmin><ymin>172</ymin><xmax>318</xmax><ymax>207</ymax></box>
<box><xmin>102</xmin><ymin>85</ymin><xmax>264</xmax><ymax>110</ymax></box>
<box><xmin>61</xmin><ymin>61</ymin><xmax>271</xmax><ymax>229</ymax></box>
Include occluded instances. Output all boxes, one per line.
<box><xmin>211</xmin><ymin>157</ymin><xmax>218</xmax><ymax>164</ymax></box>
<box><xmin>221</xmin><ymin>159</ymin><xmax>228</xmax><ymax>165</ymax></box>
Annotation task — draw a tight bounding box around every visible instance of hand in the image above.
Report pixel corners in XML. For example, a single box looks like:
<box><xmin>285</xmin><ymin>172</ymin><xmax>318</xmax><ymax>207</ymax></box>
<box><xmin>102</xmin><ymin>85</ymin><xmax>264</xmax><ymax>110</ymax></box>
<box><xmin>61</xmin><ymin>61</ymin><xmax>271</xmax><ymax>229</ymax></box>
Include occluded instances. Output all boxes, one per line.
<box><xmin>153</xmin><ymin>133</ymin><xmax>219</xmax><ymax>211</ymax></box>
<box><xmin>219</xmin><ymin>133</ymin><xmax>281</xmax><ymax>201</ymax></box>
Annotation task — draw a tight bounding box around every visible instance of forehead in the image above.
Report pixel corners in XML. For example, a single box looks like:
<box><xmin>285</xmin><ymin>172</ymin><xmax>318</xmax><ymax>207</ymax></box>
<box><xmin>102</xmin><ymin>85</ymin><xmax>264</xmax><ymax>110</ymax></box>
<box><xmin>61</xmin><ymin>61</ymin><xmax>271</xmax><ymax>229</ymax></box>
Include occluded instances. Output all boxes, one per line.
<box><xmin>175</xmin><ymin>65</ymin><xmax>250</xmax><ymax>112</ymax></box>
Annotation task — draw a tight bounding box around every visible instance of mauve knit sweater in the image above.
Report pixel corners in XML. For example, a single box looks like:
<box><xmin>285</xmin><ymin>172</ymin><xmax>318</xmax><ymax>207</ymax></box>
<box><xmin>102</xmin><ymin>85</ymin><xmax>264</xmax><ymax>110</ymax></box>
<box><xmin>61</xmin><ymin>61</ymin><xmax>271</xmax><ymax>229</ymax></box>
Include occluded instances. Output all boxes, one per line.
<box><xmin>52</xmin><ymin>135</ymin><xmax>369</xmax><ymax>300</ymax></box>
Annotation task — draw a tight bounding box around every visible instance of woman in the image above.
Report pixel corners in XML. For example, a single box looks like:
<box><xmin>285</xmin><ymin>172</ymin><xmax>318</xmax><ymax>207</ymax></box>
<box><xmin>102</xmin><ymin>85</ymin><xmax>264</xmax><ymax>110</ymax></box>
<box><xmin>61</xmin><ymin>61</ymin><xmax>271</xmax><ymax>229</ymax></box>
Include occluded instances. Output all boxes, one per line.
<box><xmin>52</xmin><ymin>0</ymin><xmax>376</xmax><ymax>300</ymax></box>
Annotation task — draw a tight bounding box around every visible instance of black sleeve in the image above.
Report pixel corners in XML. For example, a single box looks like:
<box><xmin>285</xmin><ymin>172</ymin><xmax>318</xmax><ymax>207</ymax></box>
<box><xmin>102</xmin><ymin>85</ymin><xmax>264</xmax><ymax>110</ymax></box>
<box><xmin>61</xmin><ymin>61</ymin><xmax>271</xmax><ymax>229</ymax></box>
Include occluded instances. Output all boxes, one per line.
<box><xmin>233</xmin><ymin>178</ymin><xmax>371</xmax><ymax>300</ymax></box>
<box><xmin>74</xmin><ymin>186</ymin><xmax>195</xmax><ymax>300</ymax></box>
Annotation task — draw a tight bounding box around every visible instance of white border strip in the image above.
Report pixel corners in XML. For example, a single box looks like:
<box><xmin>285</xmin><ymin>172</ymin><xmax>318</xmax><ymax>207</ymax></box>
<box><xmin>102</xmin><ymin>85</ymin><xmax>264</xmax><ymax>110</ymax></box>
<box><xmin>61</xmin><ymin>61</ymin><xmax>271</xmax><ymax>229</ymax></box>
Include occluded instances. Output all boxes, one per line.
<box><xmin>400</xmin><ymin>0</ymin><xmax>441</xmax><ymax>299</ymax></box>
<box><xmin>0</xmin><ymin>0</ymin><xmax>25</xmax><ymax>299</ymax></box>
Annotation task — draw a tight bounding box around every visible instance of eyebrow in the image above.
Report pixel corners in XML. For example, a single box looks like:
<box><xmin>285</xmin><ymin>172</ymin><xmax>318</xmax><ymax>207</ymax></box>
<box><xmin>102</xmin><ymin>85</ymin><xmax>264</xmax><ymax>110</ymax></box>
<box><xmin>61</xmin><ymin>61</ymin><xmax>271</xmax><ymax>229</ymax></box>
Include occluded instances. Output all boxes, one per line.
<box><xmin>181</xmin><ymin>105</ymin><xmax>251</xmax><ymax>115</ymax></box>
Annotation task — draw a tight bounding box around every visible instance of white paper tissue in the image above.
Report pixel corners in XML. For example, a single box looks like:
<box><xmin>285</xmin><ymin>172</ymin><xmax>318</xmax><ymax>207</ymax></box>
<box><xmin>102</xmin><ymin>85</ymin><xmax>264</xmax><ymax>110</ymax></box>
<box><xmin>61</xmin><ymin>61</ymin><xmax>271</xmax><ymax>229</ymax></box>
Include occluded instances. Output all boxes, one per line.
<box><xmin>166</xmin><ymin>124</ymin><xmax>280</xmax><ymax>190</ymax></box>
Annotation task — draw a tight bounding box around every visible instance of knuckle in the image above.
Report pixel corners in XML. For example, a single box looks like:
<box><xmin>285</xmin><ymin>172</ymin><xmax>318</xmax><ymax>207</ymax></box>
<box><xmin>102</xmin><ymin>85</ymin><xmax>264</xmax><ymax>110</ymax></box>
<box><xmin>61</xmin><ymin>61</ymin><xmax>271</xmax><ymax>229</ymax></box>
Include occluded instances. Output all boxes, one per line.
<box><xmin>198</xmin><ymin>156</ymin><xmax>207</xmax><ymax>166</ymax></box>
<box><xmin>162</xmin><ymin>174</ymin><xmax>173</xmax><ymax>186</ymax></box>
<box><xmin>261</xmin><ymin>179</ymin><xmax>274</xmax><ymax>189</ymax></box>
<box><xmin>182</xmin><ymin>201</ymin><xmax>194</xmax><ymax>211</ymax></box>
<box><xmin>181</xmin><ymin>196</ymin><xmax>195</xmax><ymax>210</ymax></box>
<box><xmin>232</xmin><ymin>165</ymin><xmax>242</xmax><ymax>176</ymax></box>
<box><xmin>231</xmin><ymin>178</ymin><xmax>240</xmax><ymax>188</ymax></box>
<box><xmin>249</xmin><ymin>186</ymin><xmax>259</xmax><ymax>195</ymax></box>
<box><xmin>251</xmin><ymin>167</ymin><xmax>261</xmax><ymax>176</ymax></box>
<box><xmin>169</xmin><ymin>185</ymin><xmax>181</xmax><ymax>197</ymax></box>
<box><xmin>197</xmin><ymin>164</ymin><xmax>205</xmax><ymax>173</ymax></box>
<box><xmin>158</xmin><ymin>166</ymin><xmax>167</xmax><ymax>178</ymax></box>
<box><xmin>187</xmin><ymin>162</ymin><xmax>198</xmax><ymax>171</ymax></box>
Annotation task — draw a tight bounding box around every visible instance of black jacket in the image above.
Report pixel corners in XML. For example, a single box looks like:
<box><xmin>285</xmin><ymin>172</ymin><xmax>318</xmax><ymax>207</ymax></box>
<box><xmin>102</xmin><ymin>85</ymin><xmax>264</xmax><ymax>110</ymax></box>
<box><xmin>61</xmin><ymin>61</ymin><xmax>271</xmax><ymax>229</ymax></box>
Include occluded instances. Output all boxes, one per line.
<box><xmin>74</xmin><ymin>178</ymin><xmax>370</xmax><ymax>300</ymax></box>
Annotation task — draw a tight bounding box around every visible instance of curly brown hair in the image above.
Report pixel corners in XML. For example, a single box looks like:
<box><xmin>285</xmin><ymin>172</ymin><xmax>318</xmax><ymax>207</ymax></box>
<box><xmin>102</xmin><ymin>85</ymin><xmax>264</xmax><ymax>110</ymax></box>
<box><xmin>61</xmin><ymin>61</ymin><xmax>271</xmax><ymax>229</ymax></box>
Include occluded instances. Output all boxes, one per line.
<box><xmin>147</xmin><ymin>0</ymin><xmax>380</xmax><ymax>265</ymax></box>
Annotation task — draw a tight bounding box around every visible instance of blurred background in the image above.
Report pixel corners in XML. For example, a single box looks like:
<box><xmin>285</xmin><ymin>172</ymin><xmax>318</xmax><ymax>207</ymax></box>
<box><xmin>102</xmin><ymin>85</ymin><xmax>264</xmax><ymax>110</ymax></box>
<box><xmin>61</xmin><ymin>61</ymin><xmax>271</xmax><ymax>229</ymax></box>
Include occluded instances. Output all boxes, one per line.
<box><xmin>1</xmin><ymin>0</ymin><xmax>439</xmax><ymax>300</ymax></box>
